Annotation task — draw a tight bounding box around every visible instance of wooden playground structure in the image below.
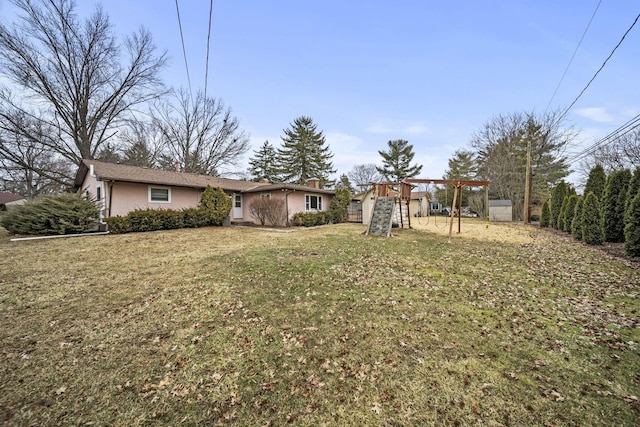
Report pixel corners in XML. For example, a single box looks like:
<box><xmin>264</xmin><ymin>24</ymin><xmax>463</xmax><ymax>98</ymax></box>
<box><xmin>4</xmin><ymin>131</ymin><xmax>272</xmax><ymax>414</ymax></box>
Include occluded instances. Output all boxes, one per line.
<box><xmin>365</xmin><ymin>179</ymin><xmax>490</xmax><ymax>240</ymax></box>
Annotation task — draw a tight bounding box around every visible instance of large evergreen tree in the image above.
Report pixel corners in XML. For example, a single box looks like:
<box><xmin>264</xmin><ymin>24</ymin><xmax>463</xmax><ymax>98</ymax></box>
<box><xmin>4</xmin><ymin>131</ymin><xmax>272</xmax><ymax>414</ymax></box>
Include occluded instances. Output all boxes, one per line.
<box><xmin>571</xmin><ymin>197</ymin><xmax>584</xmax><ymax>240</ymax></box>
<box><xmin>442</xmin><ymin>149</ymin><xmax>477</xmax><ymax>207</ymax></box>
<box><xmin>471</xmin><ymin>112</ymin><xmax>573</xmax><ymax>221</ymax></box>
<box><xmin>582</xmin><ymin>192</ymin><xmax>604</xmax><ymax>245</ymax></box>
<box><xmin>626</xmin><ymin>167</ymin><xmax>640</xmax><ymax>215</ymax></box>
<box><xmin>602</xmin><ymin>169</ymin><xmax>631</xmax><ymax>243</ymax></box>
<box><xmin>624</xmin><ymin>190</ymin><xmax>640</xmax><ymax>257</ymax></box>
<box><xmin>335</xmin><ymin>174</ymin><xmax>355</xmax><ymax>194</ymax></box>
<box><xmin>540</xmin><ymin>199</ymin><xmax>551</xmax><ymax>228</ymax></box>
<box><xmin>563</xmin><ymin>195</ymin><xmax>579</xmax><ymax>233</ymax></box>
<box><xmin>377</xmin><ymin>139</ymin><xmax>422</xmax><ymax>182</ymax></box>
<box><xmin>248</xmin><ymin>140</ymin><xmax>280</xmax><ymax>182</ymax></box>
<box><xmin>277</xmin><ymin>116</ymin><xmax>335</xmax><ymax>186</ymax></box>
<box><xmin>550</xmin><ymin>180</ymin><xmax>570</xmax><ymax>229</ymax></box>
<box><xmin>584</xmin><ymin>164</ymin><xmax>606</xmax><ymax>201</ymax></box>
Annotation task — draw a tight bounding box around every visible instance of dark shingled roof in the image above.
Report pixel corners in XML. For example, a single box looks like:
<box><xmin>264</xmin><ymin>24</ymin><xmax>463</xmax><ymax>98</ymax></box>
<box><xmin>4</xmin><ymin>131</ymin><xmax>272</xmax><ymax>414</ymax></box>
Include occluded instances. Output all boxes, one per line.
<box><xmin>74</xmin><ymin>159</ymin><xmax>266</xmax><ymax>192</ymax></box>
<box><xmin>242</xmin><ymin>182</ymin><xmax>335</xmax><ymax>195</ymax></box>
<box><xmin>73</xmin><ymin>160</ymin><xmax>334</xmax><ymax>194</ymax></box>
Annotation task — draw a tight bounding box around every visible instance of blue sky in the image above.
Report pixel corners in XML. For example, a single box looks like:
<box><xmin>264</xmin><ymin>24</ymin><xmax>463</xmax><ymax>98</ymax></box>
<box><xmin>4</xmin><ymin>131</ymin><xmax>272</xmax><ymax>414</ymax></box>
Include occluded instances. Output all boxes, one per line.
<box><xmin>1</xmin><ymin>1</ymin><xmax>638</xmax><ymax>185</ymax></box>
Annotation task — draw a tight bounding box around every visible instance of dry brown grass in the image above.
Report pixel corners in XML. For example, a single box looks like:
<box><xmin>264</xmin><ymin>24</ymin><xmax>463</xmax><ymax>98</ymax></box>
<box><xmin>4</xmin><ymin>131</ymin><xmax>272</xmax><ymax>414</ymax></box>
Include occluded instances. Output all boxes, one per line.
<box><xmin>0</xmin><ymin>222</ymin><xmax>638</xmax><ymax>426</ymax></box>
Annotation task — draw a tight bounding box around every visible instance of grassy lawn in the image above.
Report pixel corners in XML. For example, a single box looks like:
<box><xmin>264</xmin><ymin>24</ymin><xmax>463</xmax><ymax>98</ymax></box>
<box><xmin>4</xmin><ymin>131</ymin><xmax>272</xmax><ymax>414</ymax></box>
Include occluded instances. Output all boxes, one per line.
<box><xmin>0</xmin><ymin>221</ymin><xmax>639</xmax><ymax>426</ymax></box>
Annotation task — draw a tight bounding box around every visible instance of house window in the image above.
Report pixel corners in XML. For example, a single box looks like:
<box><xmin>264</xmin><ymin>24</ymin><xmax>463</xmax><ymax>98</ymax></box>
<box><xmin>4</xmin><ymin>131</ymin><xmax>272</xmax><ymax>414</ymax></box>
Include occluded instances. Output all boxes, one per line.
<box><xmin>305</xmin><ymin>194</ymin><xmax>323</xmax><ymax>211</ymax></box>
<box><xmin>149</xmin><ymin>186</ymin><xmax>171</xmax><ymax>203</ymax></box>
<box><xmin>430</xmin><ymin>202</ymin><xmax>439</xmax><ymax>211</ymax></box>
<box><xmin>260</xmin><ymin>193</ymin><xmax>271</xmax><ymax>199</ymax></box>
<box><xmin>234</xmin><ymin>194</ymin><xmax>242</xmax><ymax>208</ymax></box>
<box><xmin>96</xmin><ymin>186</ymin><xmax>102</xmax><ymax>201</ymax></box>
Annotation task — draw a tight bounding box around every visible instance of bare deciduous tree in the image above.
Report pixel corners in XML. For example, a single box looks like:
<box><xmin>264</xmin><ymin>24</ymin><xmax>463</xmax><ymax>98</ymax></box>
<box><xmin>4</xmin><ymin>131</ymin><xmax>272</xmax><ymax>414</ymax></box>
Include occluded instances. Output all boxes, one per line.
<box><xmin>578</xmin><ymin>129</ymin><xmax>640</xmax><ymax>179</ymax></box>
<box><xmin>0</xmin><ymin>0</ymin><xmax>167</xmax><ymax>185</ymax></box>
<box><xmin>0</xmin><ymin>111</ymin><xmax>72</xmax><ymax>198</ymax></box>
<box><xmin>152</xmin><ymin>89</ymin><xmax>250</xmax><ymax>176</ymax></box>
<box><xmin>348</xmin><ymin>163</ymin><xmax>382</xmax><ymax>192</ymax></box>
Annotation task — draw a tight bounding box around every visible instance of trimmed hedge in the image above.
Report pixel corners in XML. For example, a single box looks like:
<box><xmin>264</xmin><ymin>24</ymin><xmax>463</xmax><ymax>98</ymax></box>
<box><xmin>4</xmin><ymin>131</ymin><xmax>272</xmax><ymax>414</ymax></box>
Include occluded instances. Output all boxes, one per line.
<box><xmin>292</xmin><ymin>211</ymin><xmax>330</xmax><ymax>227</ymax></box>
<box><xmin>106</xmin><ymin>185</ymin><xmax>231</xmax><ymax>234</ymax></box>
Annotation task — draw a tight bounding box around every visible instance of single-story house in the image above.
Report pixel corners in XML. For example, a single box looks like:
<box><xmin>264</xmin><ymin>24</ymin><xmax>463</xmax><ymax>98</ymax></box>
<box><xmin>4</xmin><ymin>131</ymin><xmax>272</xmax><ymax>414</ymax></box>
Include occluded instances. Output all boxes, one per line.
<box><xmin>0</xmin><ymin>192</ymin><xmax>27</xmax><ymax>211</ymax></box>
<box><xmin>72</xmin><ymin>159</ymin><xmax>334</xmax><ymax>225</ymax></box>
<box><xmin>489</xmin><ymin>199</ymin><xmax>513</xmax><ymax>222</ymax></box>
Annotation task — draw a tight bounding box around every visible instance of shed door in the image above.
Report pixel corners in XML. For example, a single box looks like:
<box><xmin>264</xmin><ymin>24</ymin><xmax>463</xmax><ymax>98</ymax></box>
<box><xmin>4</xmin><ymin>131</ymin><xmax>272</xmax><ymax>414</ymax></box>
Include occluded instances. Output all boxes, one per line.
<box><xmin>233</xmin><ymin>193</ymin><xmax>243</xmax><ymax>219</ymax></box>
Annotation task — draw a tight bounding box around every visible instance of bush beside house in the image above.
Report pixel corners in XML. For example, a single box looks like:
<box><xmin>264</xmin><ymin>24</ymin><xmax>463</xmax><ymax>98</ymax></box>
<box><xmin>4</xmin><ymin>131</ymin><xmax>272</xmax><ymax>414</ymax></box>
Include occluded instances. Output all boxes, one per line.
<box><xmin>0</xmin><ymin>193</ymin><xmax>99</xmax><ymax>235</ymax></box>
<box><xmin>106</xmin><ymin>186</ymin><xmax>231</xmax><ymax>234</ymax></box>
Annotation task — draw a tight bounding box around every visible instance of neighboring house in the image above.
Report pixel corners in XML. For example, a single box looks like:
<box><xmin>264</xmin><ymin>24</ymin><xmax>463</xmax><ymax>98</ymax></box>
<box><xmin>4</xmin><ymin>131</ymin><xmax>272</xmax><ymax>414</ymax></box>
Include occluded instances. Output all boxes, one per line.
<box><xmin>0</xmin><ymin>192</ymin><xmax>27</xmax><ymax>211</ymax></box>
<box><xmin>409</xmin><ymin>191</ymin><xmax>430</xmax><ymax>217</ymax></box>
<box><xmin>72</xmin><ymin>159</ymin><xmax>334</xmax><ymax>225</ymax></box>
<box><xmin>489</xmin><ymin>199</ymin><xmax>513</xmax><ymax>222</ymax></box>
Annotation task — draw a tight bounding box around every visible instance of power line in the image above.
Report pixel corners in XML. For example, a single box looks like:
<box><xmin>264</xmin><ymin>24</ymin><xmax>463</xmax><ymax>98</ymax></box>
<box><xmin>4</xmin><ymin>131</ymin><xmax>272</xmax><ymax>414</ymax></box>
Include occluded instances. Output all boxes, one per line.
<box><xmin>544</xmin><ymin>0</ymin><xmax>601</xmax><ymax>113</ymax></box>
<box><xmin>175</xmin><ymin>0</ymin><xmax>193</xmax><ymax>101</ymax></box>
<box><xmin>204</xmin><ymin>0</ymin><xmax>214</xmax><ymax>100</ymax></box>
<box><xmin>565</xmin><ymin>114</ymin><xmax>640</xmax><ymax>164</ymax></box>
<box><xmin>558</xmin><ymin>11</ymin><xmax>640</xmax><ymax>123</ymax></box>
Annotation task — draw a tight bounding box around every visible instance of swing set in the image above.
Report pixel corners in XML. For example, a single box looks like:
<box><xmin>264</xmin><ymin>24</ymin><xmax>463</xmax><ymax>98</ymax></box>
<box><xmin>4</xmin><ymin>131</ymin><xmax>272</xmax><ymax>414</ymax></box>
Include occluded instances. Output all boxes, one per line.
<box><xmin>367</xmin><ymin>178</ymin><xmax>490</xmax><ymax>241</ymax></box>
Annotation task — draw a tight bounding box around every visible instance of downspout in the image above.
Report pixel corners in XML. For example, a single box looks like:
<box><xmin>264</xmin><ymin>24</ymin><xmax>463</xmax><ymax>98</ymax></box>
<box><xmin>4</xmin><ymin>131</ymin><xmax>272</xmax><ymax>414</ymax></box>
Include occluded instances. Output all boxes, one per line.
<box><xmin>108</xmin><ymin>181</ymin><xmax>114</xmax><ymax>218</ymax></box>
<box><xmin>284</xmin><ymin>189</ymin><xmax>294</xmax><ymax>227</ymax></box>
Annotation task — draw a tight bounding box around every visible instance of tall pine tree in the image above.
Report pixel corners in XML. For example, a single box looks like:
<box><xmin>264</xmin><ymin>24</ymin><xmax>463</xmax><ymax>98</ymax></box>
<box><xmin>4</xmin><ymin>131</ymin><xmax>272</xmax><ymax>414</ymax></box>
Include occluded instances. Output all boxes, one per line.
<box><xmin>602</xmin><ymin>169</ymin><xmax>631</xmax><ymax>243</ymax></box>
<box><xmin>377</xmin><ymin>139</ymin><xmax>423</xmax><ymax>182</ymax></box>
<box><xmin>248</xmin><ymin>140</ymin><xmax>280</xmax><ymax>182</ymax></box>
<box><xmin>571</xmin><ymin>197</ymin><xmax>584</xmax><ymax>240</ymax></box>
<box><xmin>550</xmin><ymin>180</ymin><xmax>569</xmax><ymax>229</ymax></box>
<box><xmin>582</xmin><ymin>192</ymin><xmax>605</xmax><ymax>245</ymax></box>
<box><xmin>277</xmin><ymin>117</ymin><xmax>335</xmax><ymax>187</ymax></box>
<box><xmin>584</xmin><ymin>164</ymin><xmax>606</xmax><ymax>201</ymax></box>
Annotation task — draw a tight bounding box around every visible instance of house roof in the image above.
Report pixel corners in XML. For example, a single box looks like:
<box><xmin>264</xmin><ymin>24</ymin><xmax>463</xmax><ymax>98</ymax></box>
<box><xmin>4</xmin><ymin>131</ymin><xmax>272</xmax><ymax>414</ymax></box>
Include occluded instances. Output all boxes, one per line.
<box><xmin>242</xmin><ymin>182</ymin><xmax>335</xmax><ymax>195</ymax></box>
<box><xmin>411</xmin><ymin>191</ymin><xmax>431</xmax><ymax>200</ymax></box>
<box><xmin>74</xmin><ymin>159</ymin><xmax>266</xmax><ymax>192</ymax></box>
<box><xmin>73</xmin><ymin>160</ymin><xmax>334</xmax><ymax>194</ymax></box>
<box><xmin>489</xmin><ymin>199</ymin><xmax>512</xmax><ymax>207</ymax></box>
<box><xmin>0</xmin><ymin>192</ymin><xmax>26</xmax><ymax>205</ymax></box>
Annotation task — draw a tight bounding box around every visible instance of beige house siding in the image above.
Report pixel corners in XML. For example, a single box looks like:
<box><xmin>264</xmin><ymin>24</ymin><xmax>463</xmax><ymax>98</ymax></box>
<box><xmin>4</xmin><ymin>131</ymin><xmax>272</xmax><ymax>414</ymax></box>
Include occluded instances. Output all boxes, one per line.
<box><xmin>74</xmin><ymin>160</ymin><xmax>335</xmax><ymax>226</ymax></box>
<box><xmin>109</xmin><ymin>182</ymin><xmax>202</xmax><ymax>217</ymax></box>
<box><xmin>243</xmin><ymin>190</ymin><xmax>331</xmax><ymax>225</ymax></box>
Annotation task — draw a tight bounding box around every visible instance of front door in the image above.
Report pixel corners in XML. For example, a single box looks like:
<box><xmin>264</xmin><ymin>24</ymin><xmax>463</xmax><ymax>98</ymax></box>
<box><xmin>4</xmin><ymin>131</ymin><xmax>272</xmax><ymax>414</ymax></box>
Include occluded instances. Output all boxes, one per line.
<box><xmin>233</xmin><ymin>193</ymin><xmax>242</xmax><ymax>219</ymax></box>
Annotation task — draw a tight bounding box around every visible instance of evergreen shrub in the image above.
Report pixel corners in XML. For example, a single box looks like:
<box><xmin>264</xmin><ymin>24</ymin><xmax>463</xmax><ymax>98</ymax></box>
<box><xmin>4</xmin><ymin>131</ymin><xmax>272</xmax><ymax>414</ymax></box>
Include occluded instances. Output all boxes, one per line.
<box><xmin>200</xmin><ymin>186</ymin><xmax>232</xmax><ymax>226</ymax></box>
<box><xmin>329</xmin><ymin>188</ymin><xmax>351</xmax><ymax>223</ymax></box>
<box><xmin>571</xmin><ymin>197</ymin><xmax>584</xmax><ymax>240</ymax></box>
<box><xmin>105</xmin><ymin>216</ymin><xmax>132</xmax><ymax>234</ymax></box>
<box><xmin>540</xmin><ymin>200</ymin><xmax>551</xmax><ymax>228</ymax></box>
<box><xmin>563</xmin><ymin>195</ymin><xmax>579</xmax><ymax>233</ymax></box>
<box><xmin>582</xmin><ymin>192</ymin><xmax>604</xmax><ymax>245</ymax></box>
<box><xmin>0</xmin><ymin>193</ymin><xmax>99</xmax><ymax>235</ymax></box>
<box><xmin>292</xmin><ymin>211</ymin><xmax>329</xmax><ymax>227</ymax></box>
<box><xmin>624</xmin><ymin>190</ymin><xmax>640</xmax><ymax>257</ymax></box>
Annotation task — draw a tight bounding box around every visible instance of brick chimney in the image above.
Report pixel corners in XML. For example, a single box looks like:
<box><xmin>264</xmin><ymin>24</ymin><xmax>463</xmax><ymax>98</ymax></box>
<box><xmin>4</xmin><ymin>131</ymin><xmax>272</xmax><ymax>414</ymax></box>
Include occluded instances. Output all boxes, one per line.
<box><xmin>306</xmin><ymin>178</ymin><xmax>320</xmax><ymax>189</ymax></box>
